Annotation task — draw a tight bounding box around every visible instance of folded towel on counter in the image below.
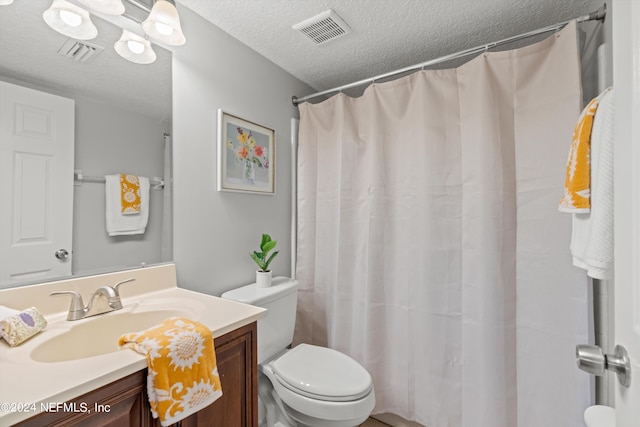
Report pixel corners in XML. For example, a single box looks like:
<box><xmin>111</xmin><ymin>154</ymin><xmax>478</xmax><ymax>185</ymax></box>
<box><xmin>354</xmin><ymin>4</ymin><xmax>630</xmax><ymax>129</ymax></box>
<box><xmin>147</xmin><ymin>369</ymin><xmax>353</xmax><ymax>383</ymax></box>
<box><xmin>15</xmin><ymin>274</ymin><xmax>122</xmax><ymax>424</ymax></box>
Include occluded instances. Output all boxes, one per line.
<box><xmin>570</xmin><ymin>88</ymin><xmax>614</xmax><ymax>279</ymax></box>
<box><xmin>105</xmin><ymin>174</ymin><xmax>150</xmax><ymax>236</ymax></box>
<box><xmin>558</xmin><ymin>92</ymin><xmax>604</xmax><ymax>213</ymax></box>
<box><xmin>119</xmin><ymin>318</ymin><xmax>222</xmax><ymax>426</ymax></box>
<box><xmin>0</xmin><ymin>307</ymin><xmax>47</xmax><ymax>347</ymax></box>
<box><xmin>120</xmin><ymin>174</ymin><xmax>141</xmax><ymax>214</ymax></box>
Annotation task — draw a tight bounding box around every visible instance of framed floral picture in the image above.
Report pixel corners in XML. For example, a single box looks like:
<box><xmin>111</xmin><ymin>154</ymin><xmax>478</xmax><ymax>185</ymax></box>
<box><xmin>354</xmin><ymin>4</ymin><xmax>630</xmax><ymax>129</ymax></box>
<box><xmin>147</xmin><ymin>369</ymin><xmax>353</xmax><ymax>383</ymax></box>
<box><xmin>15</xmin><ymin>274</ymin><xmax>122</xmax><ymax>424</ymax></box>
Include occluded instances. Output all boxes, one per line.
<box><xmin>217</xmin><ymin>109</ymin><xmax>275</xmax><ymax>194</ymax></box>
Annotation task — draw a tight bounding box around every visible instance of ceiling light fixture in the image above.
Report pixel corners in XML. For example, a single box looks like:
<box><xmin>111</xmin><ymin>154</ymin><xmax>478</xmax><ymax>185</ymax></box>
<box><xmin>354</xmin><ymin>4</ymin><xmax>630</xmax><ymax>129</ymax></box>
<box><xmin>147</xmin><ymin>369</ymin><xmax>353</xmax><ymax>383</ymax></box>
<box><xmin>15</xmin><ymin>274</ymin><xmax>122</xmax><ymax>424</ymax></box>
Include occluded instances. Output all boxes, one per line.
<box><xmin>114</xmin><ymin>29</ymin><xmax>157</xmax><ymax>64</ymax></box>
<box><xmin>0</xmin><ymin>0</ymin><xmax>14</xmax><ymax>6</ymax></box>
<box><xmin>41</xmin><ymin>0</ymin><xmax>186</xmax><ymax>65</ymax></box>
<box><xmin>78</xmin><ymin>0</ymin><xmax>125</xmax><ymax>16</ymax></box>
<box><xmin>142</xmin><ymin>0</ymin><xmax>186</xmax><ymax>46</ymax></box>
<box><xmin>43</xmin><ymin>0</ymin><xmax>98</xmax><ymax>40</ymax></box>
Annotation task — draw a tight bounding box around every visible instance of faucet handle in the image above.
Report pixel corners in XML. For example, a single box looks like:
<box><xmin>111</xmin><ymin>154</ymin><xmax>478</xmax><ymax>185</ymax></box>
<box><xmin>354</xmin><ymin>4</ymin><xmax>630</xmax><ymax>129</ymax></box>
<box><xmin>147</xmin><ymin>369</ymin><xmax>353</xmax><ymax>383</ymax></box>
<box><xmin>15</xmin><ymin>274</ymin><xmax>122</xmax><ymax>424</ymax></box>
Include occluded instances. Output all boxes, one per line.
<box><xmin>113</xmin><ymin>278</ymin><xmax>135</xmax><ymax>295</ymax></box>
<box><xmin>50</xmin><ymin>291</ymin><xmax>86</xmax><ymax>320</ymax></box>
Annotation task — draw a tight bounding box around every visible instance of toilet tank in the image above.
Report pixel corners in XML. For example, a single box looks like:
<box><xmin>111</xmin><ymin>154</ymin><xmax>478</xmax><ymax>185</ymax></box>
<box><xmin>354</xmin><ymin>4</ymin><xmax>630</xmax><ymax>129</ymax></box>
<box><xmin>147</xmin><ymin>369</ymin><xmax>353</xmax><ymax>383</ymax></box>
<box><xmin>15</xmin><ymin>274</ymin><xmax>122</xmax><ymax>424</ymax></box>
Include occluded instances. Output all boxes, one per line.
<box><xmin>221</xmin><ymin>277</ymin><xmax>298</xmax><ymax>364</ymax></box>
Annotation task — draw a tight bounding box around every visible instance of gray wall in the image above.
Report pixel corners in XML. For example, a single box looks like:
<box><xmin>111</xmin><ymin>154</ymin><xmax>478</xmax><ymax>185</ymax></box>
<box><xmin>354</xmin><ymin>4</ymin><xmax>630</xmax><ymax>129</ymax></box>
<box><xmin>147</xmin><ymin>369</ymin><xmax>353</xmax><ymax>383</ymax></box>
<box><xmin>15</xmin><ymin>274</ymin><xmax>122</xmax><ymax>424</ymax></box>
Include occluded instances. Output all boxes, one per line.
<box><xmin>581</xmin><ymin>2</ymin><xmax>612</xmax><ymax>104</ymax></box>
<box><xmin>172</xmin><ymin>6</ymin><xmax>313</xmax><ymax>296</ymax></box>
<box><xmin>72</xmin><ymin>98</ymin><xmax>169</xmax><ymax>276</ymax></box>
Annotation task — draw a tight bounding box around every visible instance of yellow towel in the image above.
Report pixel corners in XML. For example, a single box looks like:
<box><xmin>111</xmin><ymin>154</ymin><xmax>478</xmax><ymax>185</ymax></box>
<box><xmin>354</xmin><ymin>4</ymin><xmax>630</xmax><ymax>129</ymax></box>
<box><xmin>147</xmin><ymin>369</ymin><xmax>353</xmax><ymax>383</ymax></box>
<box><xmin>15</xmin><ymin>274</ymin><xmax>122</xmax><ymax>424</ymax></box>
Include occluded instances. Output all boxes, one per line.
<box><xmin>559</xmin><ymin>96</ymin><xmax>600</xmax><ymax>213</ymax></box>
<box><xmin>120</xmin><ymin>174</ymin><xmax>141</xmax><ymax>214</ymax></box>
<box><xmin>119</xmin><ymin>318</ymin><xmax>223</xmax><ymax>426</ymax></box>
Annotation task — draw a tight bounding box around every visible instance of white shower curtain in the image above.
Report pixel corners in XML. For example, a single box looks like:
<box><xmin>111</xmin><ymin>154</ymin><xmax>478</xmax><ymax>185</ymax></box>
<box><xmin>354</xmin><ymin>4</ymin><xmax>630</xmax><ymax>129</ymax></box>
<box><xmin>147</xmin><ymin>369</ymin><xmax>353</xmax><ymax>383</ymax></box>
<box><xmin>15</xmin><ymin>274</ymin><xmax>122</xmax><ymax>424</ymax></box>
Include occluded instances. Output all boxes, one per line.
<box><xmin>295</xmin><ymin>21</ymin><xmax>590</xmax><ymax>427</ymax></box>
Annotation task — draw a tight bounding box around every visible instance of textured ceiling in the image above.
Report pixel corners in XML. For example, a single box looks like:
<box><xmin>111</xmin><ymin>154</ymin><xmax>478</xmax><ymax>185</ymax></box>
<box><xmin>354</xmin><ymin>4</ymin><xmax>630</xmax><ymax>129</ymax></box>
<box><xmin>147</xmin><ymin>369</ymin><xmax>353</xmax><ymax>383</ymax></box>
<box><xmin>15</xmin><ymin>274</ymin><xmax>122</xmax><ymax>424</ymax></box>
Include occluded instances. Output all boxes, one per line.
<box><xmin>0</xmin><ymin>1</ymin><xmax>602</xmax><ymax>117</ymax></box>
<box><xmin>179</xmin><ymin>0</ymin><xmax>600</xmax><ymax>94</ymax></box>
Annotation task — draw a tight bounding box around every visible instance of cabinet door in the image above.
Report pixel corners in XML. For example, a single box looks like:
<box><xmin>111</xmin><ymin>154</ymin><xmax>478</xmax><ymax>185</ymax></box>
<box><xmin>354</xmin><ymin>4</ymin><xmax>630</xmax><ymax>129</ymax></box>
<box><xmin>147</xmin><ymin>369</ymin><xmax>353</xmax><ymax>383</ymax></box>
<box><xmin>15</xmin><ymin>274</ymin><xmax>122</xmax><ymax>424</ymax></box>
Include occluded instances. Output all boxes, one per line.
<box><xmin>15</xmin><ymin>370</ymin><xmax>150</xmax><ymax>427</ymax></box>
<box><xmin>182</xmin><ymin>322</ymin><xmax>258</xmax><ymax>427</ymax></box>
<box><xmin>13</xmin><ymin>322</ymin><xmax>257</xmax><ymax>427</ymax></box>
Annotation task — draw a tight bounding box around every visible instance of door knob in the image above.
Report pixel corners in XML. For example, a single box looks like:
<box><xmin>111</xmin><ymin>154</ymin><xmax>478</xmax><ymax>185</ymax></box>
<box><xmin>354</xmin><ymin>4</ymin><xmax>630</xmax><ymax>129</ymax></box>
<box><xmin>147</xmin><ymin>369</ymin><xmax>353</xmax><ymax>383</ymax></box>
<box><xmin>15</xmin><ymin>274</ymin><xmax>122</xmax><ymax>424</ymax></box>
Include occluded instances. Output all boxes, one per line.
<box><xmin>55</xmin><ymin>249</ymin><xmax>69</xmax><ymax>260</ymax></box>
<box><xmin>576</xmin><ymin>344</ymin><xmax>631</xmax><ymax>387</ymax></box>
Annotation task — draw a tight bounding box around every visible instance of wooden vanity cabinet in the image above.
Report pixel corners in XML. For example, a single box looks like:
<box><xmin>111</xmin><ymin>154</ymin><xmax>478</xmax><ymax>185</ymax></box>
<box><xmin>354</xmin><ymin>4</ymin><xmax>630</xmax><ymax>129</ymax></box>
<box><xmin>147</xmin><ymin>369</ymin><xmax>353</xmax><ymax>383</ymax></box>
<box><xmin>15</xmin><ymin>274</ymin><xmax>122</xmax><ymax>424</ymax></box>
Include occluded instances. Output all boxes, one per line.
<box><xmin>14</xmin><ymin>322</ymin><xmax>257</xmax><ymax>427</ymax></box>
<box><xmin>180</xmin><ymin>321</ymin><xmax>257</xmax><ymax>427</ymax></box>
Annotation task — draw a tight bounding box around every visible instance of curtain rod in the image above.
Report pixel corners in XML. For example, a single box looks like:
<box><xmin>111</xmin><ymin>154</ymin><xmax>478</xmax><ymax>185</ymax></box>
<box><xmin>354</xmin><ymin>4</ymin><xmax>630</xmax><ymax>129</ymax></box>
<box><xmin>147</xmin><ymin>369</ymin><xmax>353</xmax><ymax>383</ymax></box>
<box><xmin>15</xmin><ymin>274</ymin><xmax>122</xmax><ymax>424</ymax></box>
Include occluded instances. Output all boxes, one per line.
<box><xmin>292</xmin><ymin>4</ymin><xmax>606</xmax><ymax>106</ymax></box>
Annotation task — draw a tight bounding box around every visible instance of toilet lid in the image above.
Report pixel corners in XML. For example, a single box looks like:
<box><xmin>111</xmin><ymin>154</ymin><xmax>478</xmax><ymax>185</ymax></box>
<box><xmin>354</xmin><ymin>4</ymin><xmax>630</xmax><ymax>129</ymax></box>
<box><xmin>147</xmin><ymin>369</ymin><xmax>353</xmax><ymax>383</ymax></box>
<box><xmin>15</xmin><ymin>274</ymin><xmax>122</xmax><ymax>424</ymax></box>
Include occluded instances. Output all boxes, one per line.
<box><xmin>271</xmin><ymin>344</ymin><xmax>372</xmax><ymax>402</ymax></box>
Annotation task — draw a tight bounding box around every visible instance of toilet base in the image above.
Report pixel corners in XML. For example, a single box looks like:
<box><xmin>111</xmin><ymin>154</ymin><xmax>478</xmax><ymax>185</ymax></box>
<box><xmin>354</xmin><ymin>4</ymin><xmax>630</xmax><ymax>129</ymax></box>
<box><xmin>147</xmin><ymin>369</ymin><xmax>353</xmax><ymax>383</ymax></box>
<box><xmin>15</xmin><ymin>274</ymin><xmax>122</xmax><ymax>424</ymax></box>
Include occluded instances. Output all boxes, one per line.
<box><xmin>280</xmin><ymin>399</ymin><xmax>369</xmax><ymax>427</ymax></box>
<box><xmin>259</xmin><ymin>371</ymin><xmax>297</xmax><ymax>427</ymax></box>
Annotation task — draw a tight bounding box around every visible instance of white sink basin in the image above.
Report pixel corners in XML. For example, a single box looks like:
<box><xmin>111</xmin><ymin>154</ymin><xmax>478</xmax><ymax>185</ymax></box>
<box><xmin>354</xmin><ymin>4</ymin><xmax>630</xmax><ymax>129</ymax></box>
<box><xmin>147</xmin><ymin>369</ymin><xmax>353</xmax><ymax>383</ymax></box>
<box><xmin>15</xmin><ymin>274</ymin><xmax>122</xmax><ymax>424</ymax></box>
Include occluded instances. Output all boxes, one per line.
<box><xmin>30</xmin><ymin>308</ymin><xmax>190</xmax><ymax>363</ymax></box>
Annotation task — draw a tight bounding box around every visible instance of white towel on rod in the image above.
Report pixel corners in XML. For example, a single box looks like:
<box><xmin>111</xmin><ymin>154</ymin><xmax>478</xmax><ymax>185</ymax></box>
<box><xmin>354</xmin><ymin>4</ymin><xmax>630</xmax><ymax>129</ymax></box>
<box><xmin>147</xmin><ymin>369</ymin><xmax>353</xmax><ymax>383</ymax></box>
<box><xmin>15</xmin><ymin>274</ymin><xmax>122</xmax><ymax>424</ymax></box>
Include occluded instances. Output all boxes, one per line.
<box><xmin>105</xmin><ymin>175</ymin><xmax>150</xmax><ymax>236</ymax></box>
<box><xmin>570</xmin><ymin>88</ymin><xmax>614</xmax><ymax>279</ymax></box>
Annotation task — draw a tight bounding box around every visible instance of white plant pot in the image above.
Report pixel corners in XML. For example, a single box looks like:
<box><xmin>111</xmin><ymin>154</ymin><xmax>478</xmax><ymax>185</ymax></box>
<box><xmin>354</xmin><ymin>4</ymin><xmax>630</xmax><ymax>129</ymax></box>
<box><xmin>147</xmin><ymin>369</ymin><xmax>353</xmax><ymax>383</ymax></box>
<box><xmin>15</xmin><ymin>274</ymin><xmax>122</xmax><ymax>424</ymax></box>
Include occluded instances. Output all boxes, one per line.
<box><xmin>256</xmin><ymin>270</ymin><xmax>272</xmax><ymax>288</ymax></box>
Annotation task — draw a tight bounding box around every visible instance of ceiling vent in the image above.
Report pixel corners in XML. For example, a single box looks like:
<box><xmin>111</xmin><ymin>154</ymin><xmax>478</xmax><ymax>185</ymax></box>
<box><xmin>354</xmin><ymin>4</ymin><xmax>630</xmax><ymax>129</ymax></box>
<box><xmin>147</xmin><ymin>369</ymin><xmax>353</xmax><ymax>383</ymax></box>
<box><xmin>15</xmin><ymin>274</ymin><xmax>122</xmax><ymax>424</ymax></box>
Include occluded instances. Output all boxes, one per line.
<box><xmin>292</xmin><ymin>9</ymin><xmax>351</xmax><ymax>45</ymax></box>
<box><xmin>57</xmin><ymin>39</ymin><xmax>104</xmax><ymax>63</ymax></box>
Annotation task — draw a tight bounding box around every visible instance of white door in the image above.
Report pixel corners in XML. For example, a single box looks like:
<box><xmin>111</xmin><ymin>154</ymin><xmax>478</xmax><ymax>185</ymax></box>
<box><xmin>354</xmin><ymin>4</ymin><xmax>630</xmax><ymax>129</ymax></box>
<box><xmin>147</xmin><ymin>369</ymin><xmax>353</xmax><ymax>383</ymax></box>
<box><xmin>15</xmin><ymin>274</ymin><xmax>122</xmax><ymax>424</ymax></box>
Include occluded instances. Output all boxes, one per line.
<box><xmin>0</xmin><ymin>81</ymin><xmax>75</xmax><ymax>287</ymax></box>
<box><xmin>612</xmin><ymin>1</ymin><xmax>640</xmax><ymax>425</ymax></box>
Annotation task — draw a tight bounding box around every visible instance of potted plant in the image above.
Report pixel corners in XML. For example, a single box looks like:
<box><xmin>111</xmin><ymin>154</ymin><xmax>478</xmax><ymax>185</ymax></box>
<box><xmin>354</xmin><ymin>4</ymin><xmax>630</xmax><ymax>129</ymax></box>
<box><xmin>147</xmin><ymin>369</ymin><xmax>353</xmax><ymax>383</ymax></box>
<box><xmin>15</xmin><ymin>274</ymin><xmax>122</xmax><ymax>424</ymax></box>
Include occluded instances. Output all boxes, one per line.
<box><xmin>251</xmin><ymin>234</ymin><xmax>279</xmax><ymax>288</ymax></box>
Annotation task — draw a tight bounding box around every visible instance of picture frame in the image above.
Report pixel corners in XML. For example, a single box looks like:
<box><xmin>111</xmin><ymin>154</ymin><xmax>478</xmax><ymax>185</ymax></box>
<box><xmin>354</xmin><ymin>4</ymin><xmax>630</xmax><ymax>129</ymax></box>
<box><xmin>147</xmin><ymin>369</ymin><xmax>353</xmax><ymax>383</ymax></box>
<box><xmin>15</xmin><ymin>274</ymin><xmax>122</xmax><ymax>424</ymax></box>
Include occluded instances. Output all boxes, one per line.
<box><xmin>217</xmin><ymin>109</ymin><xmax>275</xmax><ymax>194</ymax></box>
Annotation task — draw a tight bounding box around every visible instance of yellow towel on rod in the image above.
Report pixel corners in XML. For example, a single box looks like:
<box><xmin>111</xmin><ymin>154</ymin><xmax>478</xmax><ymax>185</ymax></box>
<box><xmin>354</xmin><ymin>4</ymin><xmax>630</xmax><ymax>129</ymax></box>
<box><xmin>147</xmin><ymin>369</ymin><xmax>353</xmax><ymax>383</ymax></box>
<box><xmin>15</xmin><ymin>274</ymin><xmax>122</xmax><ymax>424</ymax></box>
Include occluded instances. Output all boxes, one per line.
<box><xmin>119</xmin><ymin>318</ymin><xmax>223</xmax><ymax>426</ymax></box>
<box><xmin>120</xmin><ymin>174</ymin><xmax>141</xmax><ymax>214</ymax></box>
<box><xmin>559</xmin><ymin>93</ymin><xmax>604</xmax><ymax>213</ymax></box>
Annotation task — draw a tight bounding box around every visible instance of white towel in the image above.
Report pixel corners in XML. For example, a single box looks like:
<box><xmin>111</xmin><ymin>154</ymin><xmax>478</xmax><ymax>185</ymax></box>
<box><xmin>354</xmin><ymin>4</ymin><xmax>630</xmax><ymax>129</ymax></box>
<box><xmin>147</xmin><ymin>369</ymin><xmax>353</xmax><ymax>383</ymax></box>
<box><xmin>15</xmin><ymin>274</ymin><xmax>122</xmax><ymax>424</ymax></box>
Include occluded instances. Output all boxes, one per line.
<box><xmin>570</xmin><ymin>88</ymin><xmax>614</xmax><ymax>279</ymax></box>
<box><xmin>105</xmin><ymin>174</ymin><xmax>150</xmax><ymax>236</ymax></box>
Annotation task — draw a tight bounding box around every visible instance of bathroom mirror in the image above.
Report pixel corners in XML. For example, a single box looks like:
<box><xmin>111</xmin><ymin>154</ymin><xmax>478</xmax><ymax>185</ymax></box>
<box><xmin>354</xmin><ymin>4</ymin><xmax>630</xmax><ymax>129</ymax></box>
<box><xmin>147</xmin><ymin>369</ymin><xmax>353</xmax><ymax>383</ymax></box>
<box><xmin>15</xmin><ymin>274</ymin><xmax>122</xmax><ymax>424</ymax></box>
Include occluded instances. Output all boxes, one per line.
<box><xmin>0</xmin><ymin>0</ymin><xmax>172</xmax><ymax>289</ymax></box>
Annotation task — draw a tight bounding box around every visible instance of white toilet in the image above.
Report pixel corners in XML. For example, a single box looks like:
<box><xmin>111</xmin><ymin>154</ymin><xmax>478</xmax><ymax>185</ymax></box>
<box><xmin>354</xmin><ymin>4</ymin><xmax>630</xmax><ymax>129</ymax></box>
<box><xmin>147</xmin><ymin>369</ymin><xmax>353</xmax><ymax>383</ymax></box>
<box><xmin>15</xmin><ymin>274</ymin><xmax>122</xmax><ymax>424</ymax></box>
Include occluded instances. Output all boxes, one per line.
<box><xmin>221</xmin><ymin>277</ymin><xmax>375</xmax><ymax>427</ymax></box>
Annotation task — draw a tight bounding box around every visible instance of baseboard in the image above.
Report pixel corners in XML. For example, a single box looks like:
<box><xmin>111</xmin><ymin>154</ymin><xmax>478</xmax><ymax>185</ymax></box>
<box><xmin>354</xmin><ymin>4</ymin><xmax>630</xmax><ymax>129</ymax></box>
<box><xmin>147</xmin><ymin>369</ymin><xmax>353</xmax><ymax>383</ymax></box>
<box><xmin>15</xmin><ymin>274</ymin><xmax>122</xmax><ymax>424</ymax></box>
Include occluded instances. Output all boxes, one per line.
<box><xmin>372</xmin><ymin>413</ymin><xmax>425</xmax><ymax>427</ymax></box>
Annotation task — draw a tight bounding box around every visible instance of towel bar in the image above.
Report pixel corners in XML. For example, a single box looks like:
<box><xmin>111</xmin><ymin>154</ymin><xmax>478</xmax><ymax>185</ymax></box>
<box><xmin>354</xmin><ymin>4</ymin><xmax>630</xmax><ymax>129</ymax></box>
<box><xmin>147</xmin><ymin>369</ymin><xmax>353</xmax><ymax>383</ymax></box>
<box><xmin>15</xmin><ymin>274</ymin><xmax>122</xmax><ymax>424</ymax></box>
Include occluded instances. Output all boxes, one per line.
<box><xmin>74</xmin><ymin>170</ymin><xmax>165</xmax><ymax>189</ymax></box>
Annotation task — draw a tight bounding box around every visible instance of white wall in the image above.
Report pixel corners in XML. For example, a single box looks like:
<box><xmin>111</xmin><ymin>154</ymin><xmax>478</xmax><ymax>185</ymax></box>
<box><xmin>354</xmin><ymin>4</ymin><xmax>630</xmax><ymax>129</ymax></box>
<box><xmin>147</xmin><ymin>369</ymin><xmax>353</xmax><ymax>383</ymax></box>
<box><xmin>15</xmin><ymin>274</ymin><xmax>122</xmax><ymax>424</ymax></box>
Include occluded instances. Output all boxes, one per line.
<box><xmin>72</xmin><ymin>98</ymin><xmax>169</xmax><ymax>276</ymax></box>
<box><xmin>172</xmin><ymin>6</ymin><xmax>313</xmax><ymax>296</ymax></box>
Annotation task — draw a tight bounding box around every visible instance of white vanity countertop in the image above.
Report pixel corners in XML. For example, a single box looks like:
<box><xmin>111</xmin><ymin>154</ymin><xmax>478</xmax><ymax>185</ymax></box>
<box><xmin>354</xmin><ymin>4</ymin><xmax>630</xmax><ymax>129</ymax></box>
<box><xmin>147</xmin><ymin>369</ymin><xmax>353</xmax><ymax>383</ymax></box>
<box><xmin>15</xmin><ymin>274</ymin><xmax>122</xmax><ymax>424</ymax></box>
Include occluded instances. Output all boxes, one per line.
<box><xmin>0</xmin><ymin>264</ymin><xmax>265</xmax><ymax>426</ymax></box>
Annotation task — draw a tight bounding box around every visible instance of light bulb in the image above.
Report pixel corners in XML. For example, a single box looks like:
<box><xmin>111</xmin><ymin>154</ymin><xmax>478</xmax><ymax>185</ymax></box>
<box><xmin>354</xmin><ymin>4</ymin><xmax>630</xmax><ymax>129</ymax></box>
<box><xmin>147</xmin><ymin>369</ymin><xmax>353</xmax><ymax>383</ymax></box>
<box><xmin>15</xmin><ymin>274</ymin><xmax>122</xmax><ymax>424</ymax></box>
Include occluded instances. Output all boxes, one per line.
<box><xmin>115</xmin><ymin>29</ymin><xmax>156</xmax><ymax>64</ymax></box>
<box><xmin>141</xmin><ymin>0</ymin><xmax>185</xmax><ymax>46</ymax></box>
<box><xmin>43</xmin><ymin>0</ymin><xmax>97</xmax><ymax>40</ymax></box>
<box><xmin>127</xmin><ymin>40</ymin><xmax>145</xmax><ymax>54</ymax></box>
<box><xmin>154</xmin><ymin>22</ymin><xmax>173</xmax><ymax>36</ymax></box>
<box><xmin>59</xmin><ymin>9</ymin><xmax>82</xmax><ymax>27</ymax></box>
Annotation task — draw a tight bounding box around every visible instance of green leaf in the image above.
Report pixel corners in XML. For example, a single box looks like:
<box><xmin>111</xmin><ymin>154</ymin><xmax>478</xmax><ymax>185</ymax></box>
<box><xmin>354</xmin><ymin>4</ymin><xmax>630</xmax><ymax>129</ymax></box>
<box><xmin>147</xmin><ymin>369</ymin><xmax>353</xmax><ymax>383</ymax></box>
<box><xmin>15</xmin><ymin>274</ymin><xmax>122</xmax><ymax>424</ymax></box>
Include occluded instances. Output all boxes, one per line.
<box><xmin>262</xmin><ymin>240</ymin><xmax>277</xmax><ymax>254</ymax></box>
<box><xmin>260</xmin><ymin>234</ymin><xmax>271</xmax><ymax>249</ymax></box>
<box><xmin>250</xmin><ymin>252</ymin><xmax>265</xmax><ymax>270</ymax></box>
<box><xmin>263</xmin><ymin>250</ymin><xmax>279</xmax><ymax>271</ymax></box>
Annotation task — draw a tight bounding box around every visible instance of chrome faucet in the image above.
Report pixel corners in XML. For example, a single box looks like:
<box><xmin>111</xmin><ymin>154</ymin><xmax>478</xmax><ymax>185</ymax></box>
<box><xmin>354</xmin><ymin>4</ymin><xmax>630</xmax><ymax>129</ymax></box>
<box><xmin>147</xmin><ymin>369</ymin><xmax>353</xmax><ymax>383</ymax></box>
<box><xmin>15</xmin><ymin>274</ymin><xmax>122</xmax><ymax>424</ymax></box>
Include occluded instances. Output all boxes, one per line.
<box><xmin>50</xmin><ymin>278</ymin><xmax>135</xmax><ymax>321</ymax></box>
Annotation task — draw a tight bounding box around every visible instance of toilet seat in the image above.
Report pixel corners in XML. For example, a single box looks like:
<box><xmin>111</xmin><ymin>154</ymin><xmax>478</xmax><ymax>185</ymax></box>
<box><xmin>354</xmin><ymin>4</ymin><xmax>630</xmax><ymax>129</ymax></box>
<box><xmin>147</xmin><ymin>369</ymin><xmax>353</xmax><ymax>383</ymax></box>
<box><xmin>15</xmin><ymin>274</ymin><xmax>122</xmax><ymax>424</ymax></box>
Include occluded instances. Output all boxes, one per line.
<box><xmin>261</xmin><ymin>344</ymin><xmax>376</xmax><ymax>425</ymax></box>
<box><xmin>271</xmin><ymin>344</ymin><xmax>373</xmax><ymax>402</ymax></box>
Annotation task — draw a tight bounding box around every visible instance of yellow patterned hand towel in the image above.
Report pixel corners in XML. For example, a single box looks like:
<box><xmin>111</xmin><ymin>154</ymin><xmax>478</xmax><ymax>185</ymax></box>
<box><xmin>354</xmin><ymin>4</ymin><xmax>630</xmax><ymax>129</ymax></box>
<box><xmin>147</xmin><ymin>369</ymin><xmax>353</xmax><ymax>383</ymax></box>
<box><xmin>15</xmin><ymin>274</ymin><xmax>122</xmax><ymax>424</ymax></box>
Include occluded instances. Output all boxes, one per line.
<box><xmin>559</xmin><ymin>92</ymin><xmax>605</xmax><ymax>213</ymax></box>
<box><xmin>119</xmin><ymin>318</ymin><xmax>223</xmax><ymax>426</ymax></box>
<box><xmin>120</xmin><ymin>174</ymin><xmax>141</xmax><ymax>214</ymax></box>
